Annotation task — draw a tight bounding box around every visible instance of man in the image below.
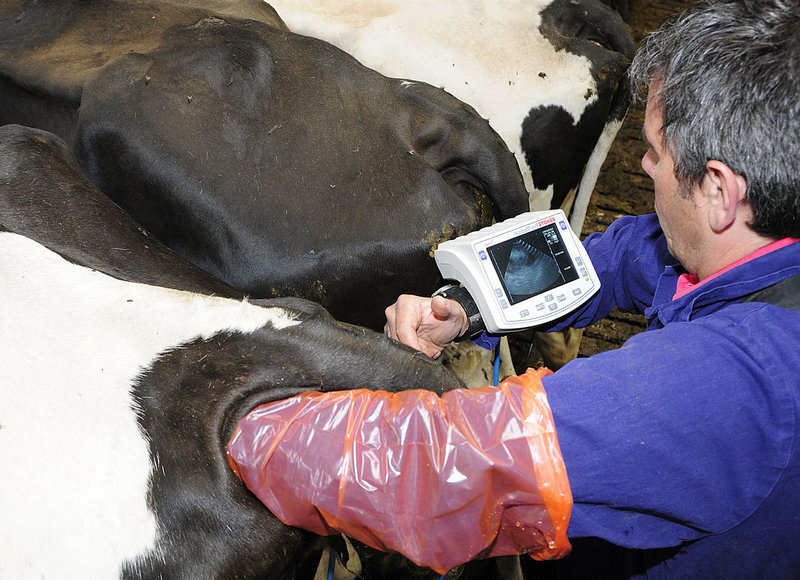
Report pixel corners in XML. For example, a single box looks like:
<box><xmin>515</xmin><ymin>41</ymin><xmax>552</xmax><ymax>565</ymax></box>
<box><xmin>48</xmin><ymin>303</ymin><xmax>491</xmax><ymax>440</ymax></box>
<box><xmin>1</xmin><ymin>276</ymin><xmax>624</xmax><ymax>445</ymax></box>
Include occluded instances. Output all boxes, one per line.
<box><xmin>228</xmin><ymin>1</ymin><xmax>800</xmax><ymax>576</ymax></box>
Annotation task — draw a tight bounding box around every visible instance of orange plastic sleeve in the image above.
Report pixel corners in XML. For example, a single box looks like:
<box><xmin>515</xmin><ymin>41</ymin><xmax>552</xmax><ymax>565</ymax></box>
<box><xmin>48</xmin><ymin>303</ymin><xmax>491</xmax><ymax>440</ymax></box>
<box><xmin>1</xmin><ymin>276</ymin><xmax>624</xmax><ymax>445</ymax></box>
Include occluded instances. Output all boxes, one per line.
<box><xmin>226</xmin><ymin>367</ymin><xmax>571</xmax><ymax>574</ymax></box>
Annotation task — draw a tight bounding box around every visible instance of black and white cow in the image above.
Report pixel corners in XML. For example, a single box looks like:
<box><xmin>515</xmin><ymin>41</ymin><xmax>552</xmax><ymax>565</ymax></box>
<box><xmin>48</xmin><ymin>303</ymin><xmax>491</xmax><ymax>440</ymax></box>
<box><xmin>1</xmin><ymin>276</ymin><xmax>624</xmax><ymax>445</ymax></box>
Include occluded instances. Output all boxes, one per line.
<box><xmin>0</xmin><ymin>0</ymin><xmax>528</xmax><ymax>333</ymax></box>
<box><xmin>0</xmin><ymin>124</ymin><xmax>465</xmax><ymax>578</ymax></box>
<box><xmin>267</xmin><ymin>0</ymin><xmax>636</xmax><ymax>230</ymax></box>
<box><xmin>261</xmin><ymin>0</ymin><xmax>634</xmax><ymax>374</ymax></box>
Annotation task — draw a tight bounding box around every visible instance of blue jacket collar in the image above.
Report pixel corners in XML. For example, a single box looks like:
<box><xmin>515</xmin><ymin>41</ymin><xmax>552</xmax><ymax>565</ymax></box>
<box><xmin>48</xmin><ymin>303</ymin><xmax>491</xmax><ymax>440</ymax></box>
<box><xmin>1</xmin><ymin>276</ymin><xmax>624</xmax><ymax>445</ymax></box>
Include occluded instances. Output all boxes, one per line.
<box><xmin>645</xmin><ymin>241</ymin><xmax>800</xmax><ymax>328</ymax></box>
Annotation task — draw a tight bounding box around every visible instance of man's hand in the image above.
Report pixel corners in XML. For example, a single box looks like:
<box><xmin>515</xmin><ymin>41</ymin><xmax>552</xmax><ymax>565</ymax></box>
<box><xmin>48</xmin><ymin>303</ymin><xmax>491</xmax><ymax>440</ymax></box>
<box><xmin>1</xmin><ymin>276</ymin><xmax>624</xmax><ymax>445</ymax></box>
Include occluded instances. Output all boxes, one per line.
<box><xmin>384</xmin><ymin>294</ymin><xmax>469</xmax><ymax>358</ymax></box>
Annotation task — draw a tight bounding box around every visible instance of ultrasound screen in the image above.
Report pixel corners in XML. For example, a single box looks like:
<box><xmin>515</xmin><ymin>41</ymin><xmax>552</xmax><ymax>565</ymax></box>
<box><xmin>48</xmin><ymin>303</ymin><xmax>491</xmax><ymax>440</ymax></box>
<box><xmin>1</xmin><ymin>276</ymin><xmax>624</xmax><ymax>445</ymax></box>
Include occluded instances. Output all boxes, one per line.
<box><xmin>486</xmin><ymin>225</ymin><xmax>579</xmax><ymax>305</ymax></box>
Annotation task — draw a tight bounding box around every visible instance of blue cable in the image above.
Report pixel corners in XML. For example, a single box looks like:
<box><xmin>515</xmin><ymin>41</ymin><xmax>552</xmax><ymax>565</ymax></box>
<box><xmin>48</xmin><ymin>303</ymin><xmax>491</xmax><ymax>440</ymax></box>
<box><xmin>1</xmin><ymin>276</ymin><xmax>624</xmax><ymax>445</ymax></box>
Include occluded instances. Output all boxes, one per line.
<box><xmin>327</xmin><ymin>546</ymin><xmax>336</xmax><ymax>580</ymax></box>
<box><xmin>493</xmin><ymin>343</ymin><xmax>501</xmax><ymax>386</ymax></box>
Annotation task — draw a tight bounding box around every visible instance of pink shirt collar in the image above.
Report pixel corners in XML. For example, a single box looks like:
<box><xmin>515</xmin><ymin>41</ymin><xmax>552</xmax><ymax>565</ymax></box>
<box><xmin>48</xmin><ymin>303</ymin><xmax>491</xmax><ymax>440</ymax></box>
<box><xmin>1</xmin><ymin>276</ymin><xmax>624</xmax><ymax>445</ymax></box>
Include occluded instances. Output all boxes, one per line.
<box><xmin>673</xmin><ymin>238</ymin><xmax>800</xmax><ymax>300</ymax></box>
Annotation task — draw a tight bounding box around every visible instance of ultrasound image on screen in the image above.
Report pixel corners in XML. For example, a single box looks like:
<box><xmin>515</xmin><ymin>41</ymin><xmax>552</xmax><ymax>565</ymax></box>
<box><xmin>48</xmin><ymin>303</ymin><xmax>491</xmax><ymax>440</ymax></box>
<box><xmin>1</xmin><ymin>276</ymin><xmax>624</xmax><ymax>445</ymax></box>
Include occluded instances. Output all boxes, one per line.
<box><xmin>487</xmin><ymin>225</ymin><xmax>579</xmax><ymax>305</ymax></box>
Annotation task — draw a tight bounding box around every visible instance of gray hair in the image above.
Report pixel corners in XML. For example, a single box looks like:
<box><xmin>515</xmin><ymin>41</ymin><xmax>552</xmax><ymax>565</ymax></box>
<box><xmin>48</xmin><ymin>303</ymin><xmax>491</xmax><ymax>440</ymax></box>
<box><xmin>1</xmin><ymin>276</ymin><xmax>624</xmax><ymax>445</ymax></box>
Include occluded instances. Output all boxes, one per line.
<box><xmin>628</xmin><ymin>0</ymin><xmax>800</xmax><ymax>238</ymax></box>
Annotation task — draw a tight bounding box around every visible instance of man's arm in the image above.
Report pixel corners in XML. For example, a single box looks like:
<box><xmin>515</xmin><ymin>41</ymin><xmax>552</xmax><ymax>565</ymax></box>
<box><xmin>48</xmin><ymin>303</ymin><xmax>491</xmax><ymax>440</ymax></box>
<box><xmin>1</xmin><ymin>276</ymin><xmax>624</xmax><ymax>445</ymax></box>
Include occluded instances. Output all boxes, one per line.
<box><xmin>227</xmin><ymin>368</ymin><xmax>572</xmax><ymax>574</ymax></box>
<box><xmin>385</xmin><ymin>214</ymin><xmax>673</xmax><ymax>356</ymax></box>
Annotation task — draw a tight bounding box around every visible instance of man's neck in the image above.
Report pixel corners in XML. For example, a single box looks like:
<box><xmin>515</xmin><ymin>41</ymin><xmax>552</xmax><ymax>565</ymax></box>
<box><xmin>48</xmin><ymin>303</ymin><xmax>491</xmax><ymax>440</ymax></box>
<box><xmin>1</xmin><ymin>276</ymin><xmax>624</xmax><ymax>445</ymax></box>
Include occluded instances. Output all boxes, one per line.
<box><xmin>696</xmin><ymin>238</ymin><xmax>772</xmax><ymax>281</ymax></box>
<box><xmin>694</xmin><ymin>221</ymin><xmax>777</xmax><ymax>281</ymax></box>
<box><xmin>674</xmin><ymin>237</ymin><xmax>798</xmax><ymax>300</ymax></box>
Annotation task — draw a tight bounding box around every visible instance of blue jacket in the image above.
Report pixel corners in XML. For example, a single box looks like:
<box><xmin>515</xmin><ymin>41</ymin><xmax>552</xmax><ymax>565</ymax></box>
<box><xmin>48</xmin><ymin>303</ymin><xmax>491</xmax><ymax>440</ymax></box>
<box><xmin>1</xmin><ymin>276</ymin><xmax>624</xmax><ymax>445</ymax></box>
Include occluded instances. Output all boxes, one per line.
<box><xmin>539</xmin><ymin>214</ymin><xmax>800</xmax><ymax>578</ymax></box>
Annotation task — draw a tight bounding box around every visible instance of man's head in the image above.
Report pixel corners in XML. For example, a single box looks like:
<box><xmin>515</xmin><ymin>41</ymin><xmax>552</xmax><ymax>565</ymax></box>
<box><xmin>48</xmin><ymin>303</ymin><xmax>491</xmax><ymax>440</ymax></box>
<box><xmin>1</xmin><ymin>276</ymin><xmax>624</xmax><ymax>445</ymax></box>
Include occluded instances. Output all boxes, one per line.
<box><xmin>628</xmin><ymin>0</ymin><xmax>800</xmax><ymax>239</ymax></box>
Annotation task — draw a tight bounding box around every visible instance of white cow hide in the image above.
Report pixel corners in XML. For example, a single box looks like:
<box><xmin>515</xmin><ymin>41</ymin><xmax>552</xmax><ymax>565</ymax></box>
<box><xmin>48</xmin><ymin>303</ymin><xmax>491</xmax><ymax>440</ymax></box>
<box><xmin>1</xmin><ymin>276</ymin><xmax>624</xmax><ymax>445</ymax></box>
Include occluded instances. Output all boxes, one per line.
<box><xmin>0</xmin><ymin>232</ymin><xmax>298</xmax><ymax>578</ymax></box>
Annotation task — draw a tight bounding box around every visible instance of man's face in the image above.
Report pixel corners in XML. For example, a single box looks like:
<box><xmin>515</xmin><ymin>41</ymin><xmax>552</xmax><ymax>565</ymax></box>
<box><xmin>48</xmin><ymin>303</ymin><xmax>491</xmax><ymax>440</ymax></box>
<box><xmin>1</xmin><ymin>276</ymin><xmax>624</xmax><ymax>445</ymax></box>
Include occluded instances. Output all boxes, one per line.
<box><xmin>641</xmin><ymin>84</ymin><xmax>704</xmax><ymax>273</ymax></box>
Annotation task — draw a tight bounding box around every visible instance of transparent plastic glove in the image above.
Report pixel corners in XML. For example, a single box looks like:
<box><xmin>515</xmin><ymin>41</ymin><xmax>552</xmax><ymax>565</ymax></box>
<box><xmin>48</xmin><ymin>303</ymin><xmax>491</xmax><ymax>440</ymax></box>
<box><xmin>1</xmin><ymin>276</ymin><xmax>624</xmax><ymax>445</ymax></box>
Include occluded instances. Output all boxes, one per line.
<box><xmin>226</xmin><ymin>368</ymin><xmax>571</xmax><ymax>574</ymax></box>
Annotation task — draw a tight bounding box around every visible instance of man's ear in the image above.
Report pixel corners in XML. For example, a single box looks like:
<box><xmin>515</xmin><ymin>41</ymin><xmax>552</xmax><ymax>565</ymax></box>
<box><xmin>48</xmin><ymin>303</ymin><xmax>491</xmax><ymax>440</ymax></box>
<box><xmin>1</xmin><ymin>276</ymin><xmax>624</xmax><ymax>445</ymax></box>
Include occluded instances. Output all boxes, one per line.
<box><xmin>703</xmin><ymin>159</ymin><xmax>748</xmax><ymax>233</ymax></box>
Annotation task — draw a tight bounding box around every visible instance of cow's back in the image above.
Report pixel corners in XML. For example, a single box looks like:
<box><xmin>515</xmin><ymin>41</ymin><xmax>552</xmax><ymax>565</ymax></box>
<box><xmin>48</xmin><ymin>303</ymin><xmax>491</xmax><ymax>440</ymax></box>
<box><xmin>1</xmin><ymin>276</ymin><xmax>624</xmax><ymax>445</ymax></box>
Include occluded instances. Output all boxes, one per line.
<box><xmin>266</xmin><ymin>0</ymin><xmax>636</xmax><ymax>228</ymax></box>
<box><xmin>0</xmin><ymin>1</ymin><xmax>529</xmax><ymax>331</ymax></box>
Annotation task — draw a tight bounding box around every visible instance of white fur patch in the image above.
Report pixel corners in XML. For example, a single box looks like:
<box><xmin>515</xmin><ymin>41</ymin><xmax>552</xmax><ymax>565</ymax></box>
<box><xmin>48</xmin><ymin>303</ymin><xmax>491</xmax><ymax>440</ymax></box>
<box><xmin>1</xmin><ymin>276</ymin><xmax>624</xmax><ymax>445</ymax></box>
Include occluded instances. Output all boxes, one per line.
<box><xmin>0</xmin><ymin>232</ymin><xmax>299</xmax><ymax>578</ymax></box>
